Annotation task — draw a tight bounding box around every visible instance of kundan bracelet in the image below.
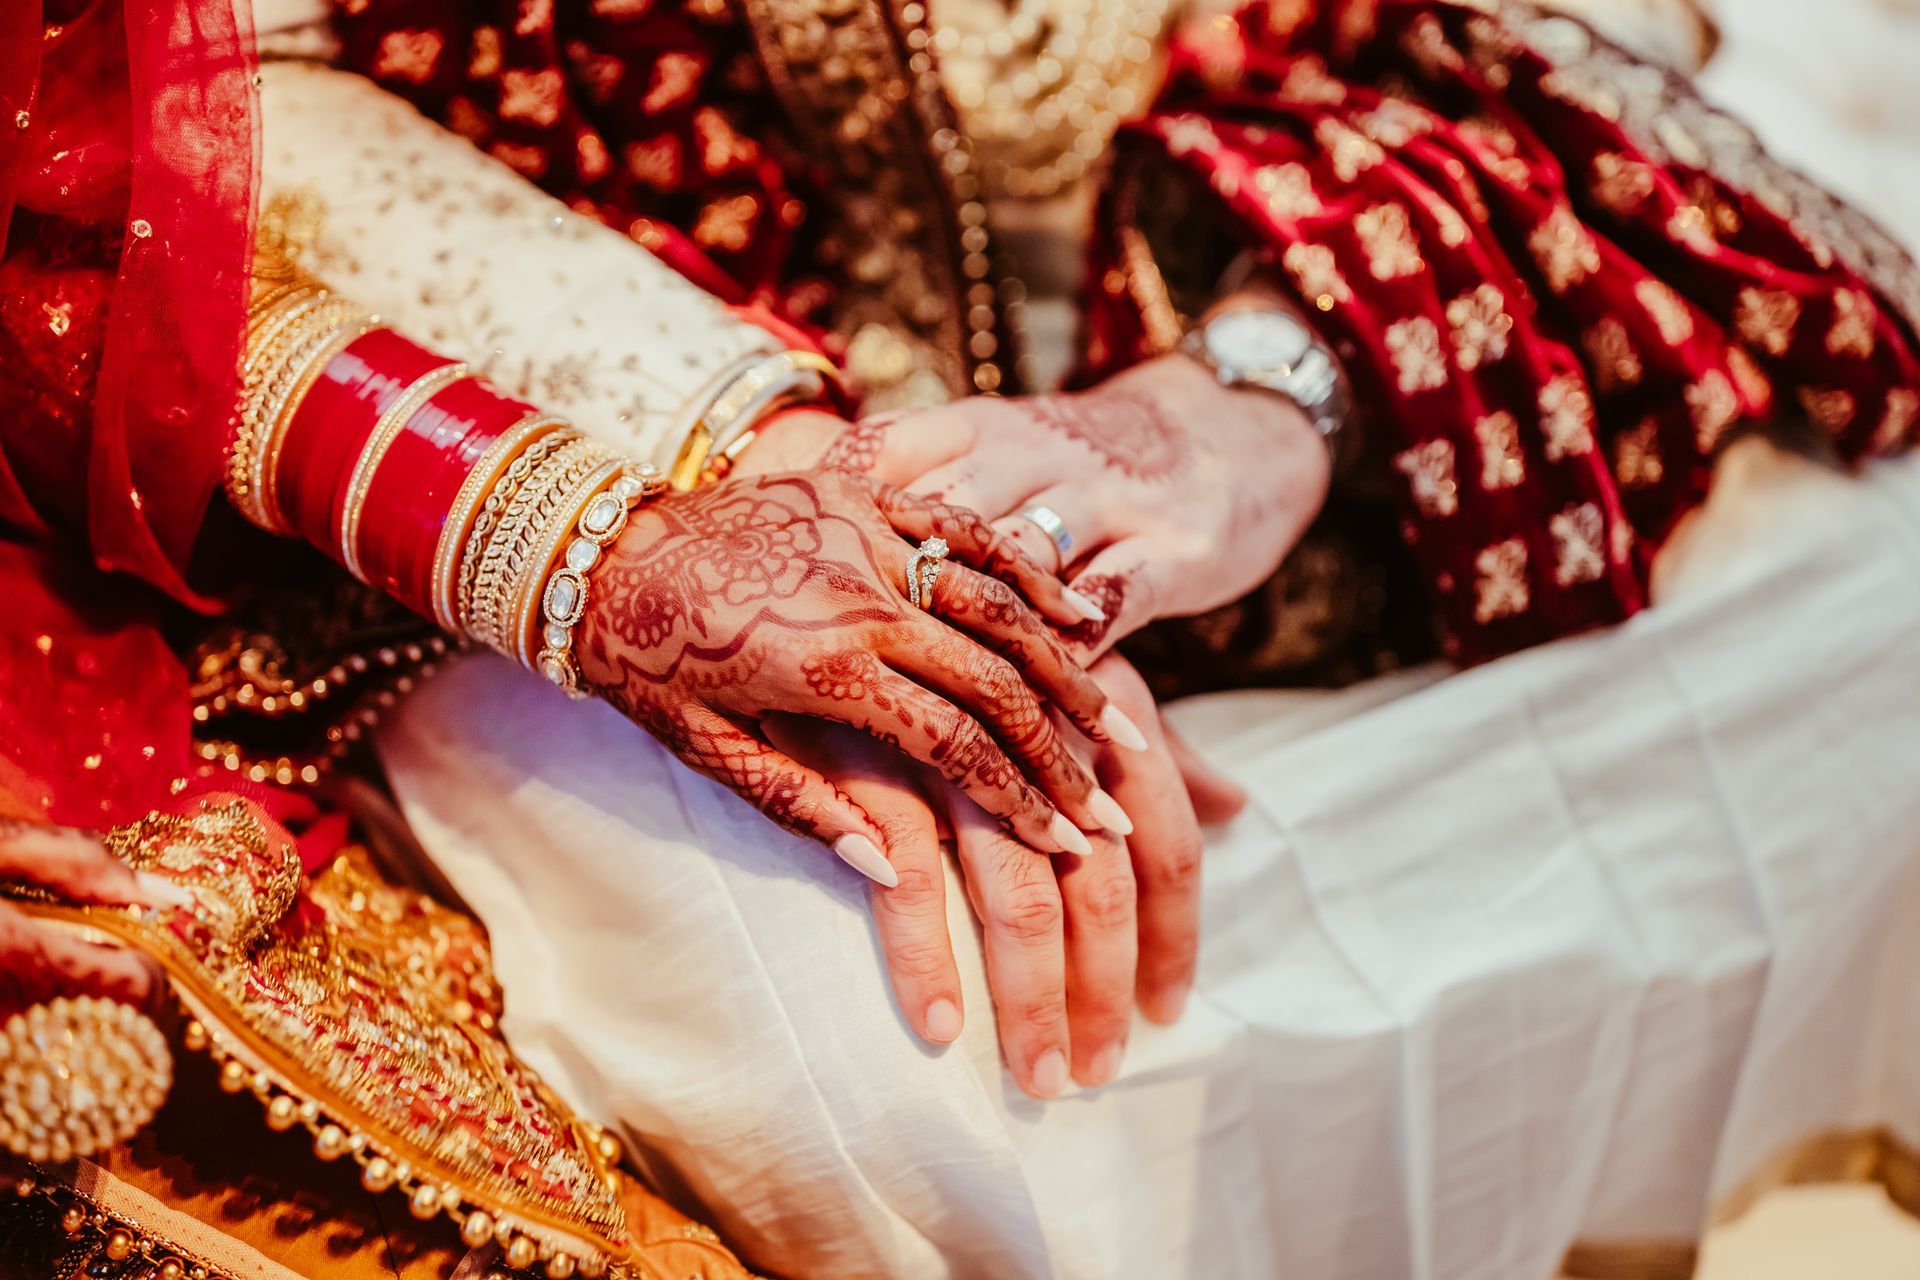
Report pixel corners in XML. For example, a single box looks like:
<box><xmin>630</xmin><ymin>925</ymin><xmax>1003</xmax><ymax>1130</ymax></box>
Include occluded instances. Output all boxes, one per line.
<box><xmin>531</xmin><ymin>461</ymin><xmax>669</xmax><ymax>695</ymax></box>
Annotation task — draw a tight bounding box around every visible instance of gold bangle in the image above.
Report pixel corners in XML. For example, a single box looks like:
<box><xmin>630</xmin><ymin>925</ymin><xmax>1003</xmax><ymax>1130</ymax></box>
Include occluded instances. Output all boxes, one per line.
<box><xmin>338</xmin><ymin>362</ymin><xmax>472</xmax><ymax>583</ymax></box>
<box><xmin>667</xmin><ymin>350</ymin><xmax>842</xmax><ymax>491</ymax></box>
<box><xmin>231</xmin><ymin>294</ymin><xmax>374</xmax><ymax>531</ymax></box>
<box><xmin>455</xmin><ymin>427</ymin><xmax>579</xmax><ymax>636</ymax></box>
<box><xmin>467</xmin><ymin>438</ymin><xmax>608</xmax><ymax>653</ymax></box>
<box><xmin>431</xmin><ymin>414</ymin><xmax>568</xmax><ymax>632</ymax></box>
<box><xmin>253</xmin><ymin>314</ymin><xmax>380</xmax><ymax>534</ymax></box>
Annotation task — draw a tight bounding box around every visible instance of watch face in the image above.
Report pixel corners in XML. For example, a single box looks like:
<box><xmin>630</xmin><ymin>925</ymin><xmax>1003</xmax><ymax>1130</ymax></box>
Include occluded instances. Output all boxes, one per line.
<box><xmin>1206</xmin><ymin>309</ymin><xmax>1312</xmax><ymax>374</ymax></box>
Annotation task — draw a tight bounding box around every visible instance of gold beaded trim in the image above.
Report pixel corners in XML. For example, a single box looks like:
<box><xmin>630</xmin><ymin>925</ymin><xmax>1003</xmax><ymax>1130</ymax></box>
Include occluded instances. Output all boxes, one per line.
<box><xmin>7</xmin><ymin>1170</ymin><xmax>237</xmax><ymax>1280</ymax></box>
<box><xmin>431</xmin><ymin>415</ymin><xmax>568</xmax><ymax>632</ymax></box>
<box><xmin>337</xmin><ymin>361</ymin><xmax>473</xmax><ymax>584</ymax></box>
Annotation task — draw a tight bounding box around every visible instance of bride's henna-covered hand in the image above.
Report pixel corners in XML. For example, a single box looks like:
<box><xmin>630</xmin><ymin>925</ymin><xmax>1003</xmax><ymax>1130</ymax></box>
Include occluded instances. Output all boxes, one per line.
<box><xmin>0</xmin><ymin>819</ymin><xmax>186</xmax><ymax>1017</ymax></box>
<box><xmin>572</xmin><ymin>470</ymin><xmax>1146</xmax><ymax>874</ymax></box>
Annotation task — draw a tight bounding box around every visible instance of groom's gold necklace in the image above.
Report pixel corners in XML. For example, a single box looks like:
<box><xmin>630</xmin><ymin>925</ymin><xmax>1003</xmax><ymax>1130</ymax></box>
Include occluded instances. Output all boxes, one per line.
<box><xmin>931</xmin><ymin>0</ymin><xmax>1177</xmax><ymax>199</ymax></box>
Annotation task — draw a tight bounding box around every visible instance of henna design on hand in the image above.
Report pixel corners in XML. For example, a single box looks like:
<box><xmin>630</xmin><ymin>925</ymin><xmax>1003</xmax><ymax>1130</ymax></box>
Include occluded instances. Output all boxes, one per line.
<box><xmin>1025</xmin><ymin>388</ymin><xmax>1192</xmax><ymax>481</ymax></box>
<box><xmin>819</xmin><ymin>414</ymin><xmax>899</xmax><ymax>472</ymax></box>
<box><xmin>572</xmin><ymin>471</ymin><xmax>1114</xmax><ymax>855</ymax></box>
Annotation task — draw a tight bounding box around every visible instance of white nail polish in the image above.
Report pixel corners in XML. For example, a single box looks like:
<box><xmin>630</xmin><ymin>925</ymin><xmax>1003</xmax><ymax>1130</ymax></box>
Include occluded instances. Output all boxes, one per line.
<box><xmin>1049</xmin><ymin>812</ymin><xmax>1094</xmax><ymax>857</ymax></box>
<box><xmin>1086</xmin><ymin>1043</ymin><xmax>1124</xmax><ymax>1087</ymax></box>
<box><xmin>834</xmin><ymin>834</ymin><xmax>899</xmax><ymax>887</ymax></box>
<box><xmin>1145</xmin><ymin>981</ymin><xmax>1192</xmax><ymax>1024</ymax></box>
<box><xmin>1062</xmin><ymin>588</ymin><xmax>1107</xmax><ymax>623</ymax></box>
<box><xmin>1086</xmin><ymin>790</ymin><xmax>1134</xmax><ymax>836</ymax></box>
<box><xmin>1031</xmin><ymin>1049</ymin><xmax>1069</xmax><ymax>1098</ymax></box>
<box><xmin>134</xmin><ymin>871</ymin><xmax>196</xmax><ymax>909</ymax></box>
<box><xmin>925</xmin><ymin>998</ymin><xmax>963</xmax><ymax>1043</ymax></box>
<box><xmin>1101</xmin><ymin>705</ymin><xmax>1150</xmax><ymax>753</ymax></box>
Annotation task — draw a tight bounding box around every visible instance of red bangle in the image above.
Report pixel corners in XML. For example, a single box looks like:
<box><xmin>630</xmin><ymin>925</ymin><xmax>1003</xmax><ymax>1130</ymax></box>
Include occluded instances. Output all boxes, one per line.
<box><xmin>355</xmin><ymin>377</ymin><xmax>541</xmax><ymax>614</ymax></box>
<box><xmin>276</xmin><ymin>329</ymin><xmax>449</xmax><ymax>556</ymax></box>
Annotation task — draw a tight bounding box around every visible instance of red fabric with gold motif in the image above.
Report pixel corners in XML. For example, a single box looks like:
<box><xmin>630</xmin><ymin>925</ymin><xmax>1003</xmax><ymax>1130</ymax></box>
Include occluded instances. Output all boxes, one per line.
<box><xmin>1081</xmin><ymin>0</ymin><xmax>1920</xmax><ymax>661</ymax></box>
<box><xmin>331</xmin><ymin>0</ymin><xmax>837</xmax><ymax>333</ymax></box>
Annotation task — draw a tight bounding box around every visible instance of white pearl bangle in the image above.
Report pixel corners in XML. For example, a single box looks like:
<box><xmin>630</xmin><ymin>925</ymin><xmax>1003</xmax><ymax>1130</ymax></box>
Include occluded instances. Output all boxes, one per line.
<box><xmin>533</xmin><ymin>461</ymin><xmax>668</xmax><ymax>697</ymax></box>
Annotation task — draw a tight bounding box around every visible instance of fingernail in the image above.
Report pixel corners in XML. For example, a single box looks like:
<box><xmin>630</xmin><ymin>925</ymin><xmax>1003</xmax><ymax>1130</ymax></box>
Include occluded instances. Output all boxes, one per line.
<box><xmin>1101</xmin><ymin>705</ymin><xmax>1150</xmax><ymax>753</ymax></box>
<box><xmin>1086</xmin><ymin>789</ymin><xmax>1134</xmax><ymax>836</ymax></box>
<box><xmin>925</xmin><ymin>998</ymin><xmax>963</xmax><ymax>1043</ymax></box>
<box><xmin>1062</xmin><ymin>587</ymin><xmax>1106</xmax><ymax>623</ymax></box>
<box><xmin>1085</xmin><ymin>1043</ymin><xmax>1124</xmax><ymax>1087</ymax></box>
<box><xmin>1049</xmin><ymin>812</ymin><xmax>1094</xmax><ymax>857</ymax></box>
<box><xmin>1144</xmin><ymin>981</ymin><xmax>1191</xmax><ymax>1025</ymax></box>
<box><xmin>1030</xmin><ymin>1049</ymin><xmax>1068</xmax><ymax>1098</ymax></box>
<box><xmin>834</xmin><ymin>834</ymin><xmax>899</xmax><ymax>887</ymax></box>
<box><xmin>134</xmin><ymin>871</ymin><xmax>196</xmax><ymax>910</ymax></box>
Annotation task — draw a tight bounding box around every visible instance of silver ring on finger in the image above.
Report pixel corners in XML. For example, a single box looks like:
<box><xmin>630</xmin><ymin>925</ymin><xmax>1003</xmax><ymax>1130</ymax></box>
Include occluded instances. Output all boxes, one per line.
<box><xmin>1014</xmin><ymin>504</ymin><xmax>1074</xmax><ymax>566</ymax></box>
<box><xmin>905</xmin><ymin>536</ymin><xmax>949</xmax><ymax>610</ymax></box>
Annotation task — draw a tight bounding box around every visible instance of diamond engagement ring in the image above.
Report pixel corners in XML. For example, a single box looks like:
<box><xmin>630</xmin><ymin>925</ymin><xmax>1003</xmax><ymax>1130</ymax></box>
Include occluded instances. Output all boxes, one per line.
<box><xmin>1014</xmin><ymin>504</ymin><xmax>1074</xmax><ymax>566</ymax></box>
<box><xmin>906</xmin><ymin>536</ymin><xmax>948</xmax><ymax>609</ymax></box>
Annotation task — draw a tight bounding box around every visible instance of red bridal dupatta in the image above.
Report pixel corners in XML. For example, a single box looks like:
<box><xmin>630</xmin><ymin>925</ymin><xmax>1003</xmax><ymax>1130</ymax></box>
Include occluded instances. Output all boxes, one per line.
<box><xmin>0</xmin><ymin>0</ymin><xmax>255</xmax><ymax>823</ymax></box>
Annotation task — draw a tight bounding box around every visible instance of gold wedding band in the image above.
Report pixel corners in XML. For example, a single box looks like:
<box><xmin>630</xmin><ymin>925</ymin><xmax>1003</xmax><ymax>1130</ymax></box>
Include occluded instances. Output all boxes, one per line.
<box><xmin>905</xmin><ymin>536</ymin><xmax>949</xmax><ymax>610</ymax></box>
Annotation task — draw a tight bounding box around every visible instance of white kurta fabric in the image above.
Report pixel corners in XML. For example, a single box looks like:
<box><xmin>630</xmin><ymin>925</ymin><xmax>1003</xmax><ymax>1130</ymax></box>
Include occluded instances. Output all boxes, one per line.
<box><xmin>243</xmin><ymin>0</ymin><xmax>1920</xmax><ymax>1274</ymax></box>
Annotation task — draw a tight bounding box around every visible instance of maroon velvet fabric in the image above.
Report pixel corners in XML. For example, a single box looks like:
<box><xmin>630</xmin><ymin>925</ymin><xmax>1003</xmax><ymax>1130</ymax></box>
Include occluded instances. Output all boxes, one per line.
<box><xmin>1081</xmin><ymin>0</ymin><xmax>1920</xmax><ymax>661</ymax></box>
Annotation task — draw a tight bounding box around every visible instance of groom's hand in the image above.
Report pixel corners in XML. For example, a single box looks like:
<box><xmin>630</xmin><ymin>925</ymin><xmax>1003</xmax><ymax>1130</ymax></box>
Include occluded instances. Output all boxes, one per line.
<box><xmin>771</xmin><ymin>654</ymin><xmax>1242</xmax><ymax>1099</ymax></box>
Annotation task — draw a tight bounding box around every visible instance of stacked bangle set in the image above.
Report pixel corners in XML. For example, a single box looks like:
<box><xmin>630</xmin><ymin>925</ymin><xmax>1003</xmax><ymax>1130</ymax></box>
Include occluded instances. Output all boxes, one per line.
<box><xmin>227</xmin><ymin>263</ymin><xmax>839</xmax><ymax>698</ymax></box>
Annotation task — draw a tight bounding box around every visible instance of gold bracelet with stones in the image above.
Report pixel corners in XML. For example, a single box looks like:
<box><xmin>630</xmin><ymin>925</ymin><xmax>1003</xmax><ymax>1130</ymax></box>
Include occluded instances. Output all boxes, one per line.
<box><xmin>528</xmin><ymin>461</ymin><xmax>668</xmax><ymax>696</ymax></box>
<box><xmin>465</xmin><ymin>437</ymin><xmax>610</xmax><ymax>654</ymax></box>
<box><xmin>432</xmin><ymin>414</ymin><xmax>568</xmax><ymax>632</ymax></box>
<box><xmin>454</xmin><ymin>426</ymin><xmax>578</xmax><ymax>635</ymax></box>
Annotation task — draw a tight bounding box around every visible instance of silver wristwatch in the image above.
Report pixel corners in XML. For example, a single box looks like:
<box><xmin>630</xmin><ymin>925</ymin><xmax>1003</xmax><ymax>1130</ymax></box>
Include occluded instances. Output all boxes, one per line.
<box><xmin>1180</xmin><ymin>303</ymin><xmax>1352</xmax><ymax>466</ymax></box>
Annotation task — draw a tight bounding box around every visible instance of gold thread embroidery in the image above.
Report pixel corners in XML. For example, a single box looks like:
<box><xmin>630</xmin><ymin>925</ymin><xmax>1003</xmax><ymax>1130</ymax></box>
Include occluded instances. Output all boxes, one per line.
<box><xmin>1797</xmin><ymin>386</ymin><xmax>1856</xmax><ymax>435</ymax></box>
<box><xmin>1828</xmin><ymin>288</ymin><xmax>1877</xmax><ymax>358</ymax></box>
<box><xmin>1392</xmin><ymin>440</ymin><xmax>1459</xmax><ymax>517</ymax></box>
<box><xmin>1583</xmin><ymin>319</ymin><xmax>1642</xmax><ymax>392</ymax></box>
<box><xmin>1355</xmin><ymin>203</ymin><xmax>1423</xmax><ymax>281</ymax></box>
<box><xmin>1686</xmin><ymin>368</ymin><xmax>1740</xmax><ymax>452</ymax></box>
<box><xmin>1635</xmin><ymin>279</ymin><xmax>1695</xmax><ymax>346</ymax></box>
<box><xmin>1550</xmin><ymin>502</ymin><xmax>1606</xmax><ymax>586</ymax></box>
<box><xmin>1539</xmin><ymin>374</ymin><xmax>1596</xmax><ymax>460</ymax></box>
<box><xmin>1473</xmin><ymin>538</ymin><xmax>1530</xmax><ymax>623</ymax></box>
<box><xmin>1529</xmin><ymin>205</ymin><xmax>1601</xmax><ymax>293</ymax></box>
<box><xmin>1475</xmin><ymin>411</ymin><xmax>1525</xmax><ymax>489</ymax></box>
<box><xmin>1446</xmin><ymin>284</ymin><xmax>1511</xmax><ymax>370</ymax></box>
<box><xmin>1615</xmin><ymin>416</ymin><xmax>1664</xmax><ymax>487</ymax></box>
<box><xmin>1385</xmin><ymin>316</ymin><xmax>1448</xmax><ymax>393</ymax></box>
<box><xmin>1733</xmin><ymin>287</ymin><xmax>1799</xmax><ymax>357</ymax></box>
<box><xmin>1283</xmin><ymin>242</ymin><xmax>1353</xmax><ymax>309</ymax></box>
